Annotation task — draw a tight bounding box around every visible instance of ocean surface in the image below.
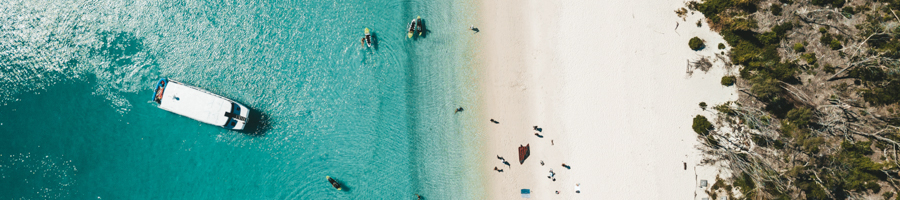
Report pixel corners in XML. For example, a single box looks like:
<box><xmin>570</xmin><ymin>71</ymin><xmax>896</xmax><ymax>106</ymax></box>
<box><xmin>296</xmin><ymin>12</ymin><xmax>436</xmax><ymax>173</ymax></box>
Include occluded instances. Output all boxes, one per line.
<box><xmin>0</xmin><ymin>0</ymin><xmax>483</xmax><ymax>199</ymax></box>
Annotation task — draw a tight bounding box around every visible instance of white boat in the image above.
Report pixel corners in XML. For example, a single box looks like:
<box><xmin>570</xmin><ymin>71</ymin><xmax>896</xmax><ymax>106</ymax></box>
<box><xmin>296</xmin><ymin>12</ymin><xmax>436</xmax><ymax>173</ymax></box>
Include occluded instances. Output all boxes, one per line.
<box><xmin>152</xmin><ymin>78</ymin><xmax>250</xmax><ymax>130</ymax></box>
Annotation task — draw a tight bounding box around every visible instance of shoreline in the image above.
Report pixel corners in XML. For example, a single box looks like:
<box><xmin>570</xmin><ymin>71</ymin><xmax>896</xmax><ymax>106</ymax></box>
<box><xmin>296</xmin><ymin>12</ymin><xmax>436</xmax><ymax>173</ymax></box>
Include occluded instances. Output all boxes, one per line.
<box><xmin>476</xmin><ymin>0</ymin><xmax>738</xmax><ymax>198</ymax></box>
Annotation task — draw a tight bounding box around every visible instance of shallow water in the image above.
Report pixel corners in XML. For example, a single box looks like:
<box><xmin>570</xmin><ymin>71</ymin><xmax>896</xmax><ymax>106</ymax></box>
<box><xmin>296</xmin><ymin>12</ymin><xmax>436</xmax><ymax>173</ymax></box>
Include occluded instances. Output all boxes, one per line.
<box><xmin>0</xmin><ymin>0</ymin><xmax>483</xmax><ymax>198</ymax></box>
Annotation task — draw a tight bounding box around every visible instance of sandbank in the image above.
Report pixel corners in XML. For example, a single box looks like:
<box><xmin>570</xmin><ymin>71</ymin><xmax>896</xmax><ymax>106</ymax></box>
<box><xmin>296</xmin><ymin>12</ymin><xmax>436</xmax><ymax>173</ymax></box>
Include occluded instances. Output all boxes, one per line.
<box><xmin>477</xmin><ymin>0</ymin><xmax>738</xmax><ymax>199</ymax></box>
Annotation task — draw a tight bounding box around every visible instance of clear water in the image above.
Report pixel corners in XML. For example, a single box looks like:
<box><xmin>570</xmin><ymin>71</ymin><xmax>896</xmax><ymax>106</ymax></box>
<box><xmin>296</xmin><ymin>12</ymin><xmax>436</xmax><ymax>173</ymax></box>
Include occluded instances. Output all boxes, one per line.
<box><xmin>0</xmin><ymin>0</ymin><xmax>483</xmax><ymax>199</ymax></box>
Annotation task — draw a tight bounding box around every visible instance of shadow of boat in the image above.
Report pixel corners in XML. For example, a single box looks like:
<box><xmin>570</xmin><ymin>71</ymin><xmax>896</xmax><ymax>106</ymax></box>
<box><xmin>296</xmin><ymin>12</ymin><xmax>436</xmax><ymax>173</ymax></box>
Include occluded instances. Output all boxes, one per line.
<box><xmin>240</xmin><ymin>107</ymin><xmax>271</xmax><ymax>136</ymax></box>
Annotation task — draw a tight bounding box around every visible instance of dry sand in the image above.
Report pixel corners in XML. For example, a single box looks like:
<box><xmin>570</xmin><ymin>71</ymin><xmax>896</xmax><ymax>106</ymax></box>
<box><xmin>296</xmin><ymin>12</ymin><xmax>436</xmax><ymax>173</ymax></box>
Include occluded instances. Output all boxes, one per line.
<box><xmin>477</xmin><ymin>0</ymin><xmax>738</xmax><ymax>199</ymax></box>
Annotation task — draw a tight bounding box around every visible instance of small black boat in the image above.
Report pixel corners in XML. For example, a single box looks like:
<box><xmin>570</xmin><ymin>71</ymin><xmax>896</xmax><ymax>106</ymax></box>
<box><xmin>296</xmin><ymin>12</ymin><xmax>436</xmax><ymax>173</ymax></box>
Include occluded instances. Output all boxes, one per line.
<box><xmin>326</xmin><ymin>176</ymin><xmax>342</xmax><ymax>190</ymax></box>
<box><xmin>407</xmin><ymin>16</ymin><xmax>420</xmax><ymax>38</ymax></box>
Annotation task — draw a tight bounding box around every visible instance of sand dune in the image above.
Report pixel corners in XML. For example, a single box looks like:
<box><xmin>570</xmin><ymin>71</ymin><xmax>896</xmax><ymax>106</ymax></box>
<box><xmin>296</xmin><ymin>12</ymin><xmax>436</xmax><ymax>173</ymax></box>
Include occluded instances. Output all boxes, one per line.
<box><xmin>477</xmin><ymin>0</ymin><xmax>738</xmax><ymax>199</ymax></box>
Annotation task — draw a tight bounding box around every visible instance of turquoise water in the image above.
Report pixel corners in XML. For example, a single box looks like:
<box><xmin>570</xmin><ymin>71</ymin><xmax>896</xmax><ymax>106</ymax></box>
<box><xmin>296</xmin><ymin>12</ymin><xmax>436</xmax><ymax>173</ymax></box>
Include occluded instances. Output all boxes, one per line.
<box><xmin>0</xmin><ymin>0</ymin><xmax>483</xmax><ymax>199</ymax></box>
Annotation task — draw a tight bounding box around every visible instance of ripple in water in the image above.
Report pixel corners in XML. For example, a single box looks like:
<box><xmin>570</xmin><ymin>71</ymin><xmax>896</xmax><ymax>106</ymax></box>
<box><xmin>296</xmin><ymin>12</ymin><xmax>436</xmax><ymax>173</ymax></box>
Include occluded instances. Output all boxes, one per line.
<box><xmin>0</xmin><ymin>153</ymin><xmax>77</xmax><ymax>199</ymax></box>
<box><xmin>0</xmin><ymin>0</ymin><xmax>159</xmax><ymax>114</ymax></box>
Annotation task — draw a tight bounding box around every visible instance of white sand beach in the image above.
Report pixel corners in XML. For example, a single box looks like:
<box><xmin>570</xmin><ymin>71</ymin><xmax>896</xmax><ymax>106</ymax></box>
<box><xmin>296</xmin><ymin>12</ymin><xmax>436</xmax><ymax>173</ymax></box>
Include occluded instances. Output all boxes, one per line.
<box><xmin>477</xmin><ymin>0</ymin><xmax>738</xmax><ymax>199</ymax></box>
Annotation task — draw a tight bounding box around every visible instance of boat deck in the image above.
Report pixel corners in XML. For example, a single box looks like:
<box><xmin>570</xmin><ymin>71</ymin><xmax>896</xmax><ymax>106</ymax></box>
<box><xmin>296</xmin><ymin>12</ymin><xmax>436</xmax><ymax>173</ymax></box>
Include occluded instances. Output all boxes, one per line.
<box><xmin>158</xmin><ymin>81</ymin><xmax>236</xmax><ymax>128</ymax></box>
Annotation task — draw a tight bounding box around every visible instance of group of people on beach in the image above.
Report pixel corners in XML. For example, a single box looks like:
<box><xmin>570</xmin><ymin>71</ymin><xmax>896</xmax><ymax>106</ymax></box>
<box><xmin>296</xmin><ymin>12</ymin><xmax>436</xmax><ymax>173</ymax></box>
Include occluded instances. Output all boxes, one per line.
<box><xmin>487</xmin><ymin>120</ymin><xmax>581</xmax><ymax>195</ymax></box>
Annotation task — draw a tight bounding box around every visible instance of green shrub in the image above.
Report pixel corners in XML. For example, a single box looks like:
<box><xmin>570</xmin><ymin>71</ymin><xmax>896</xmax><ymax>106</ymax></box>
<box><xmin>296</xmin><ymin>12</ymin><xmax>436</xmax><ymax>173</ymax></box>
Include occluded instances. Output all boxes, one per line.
<box><xmin>792</xmin><ymin>42</ymin><xmax>806</xmax><ymax>52</ymax></box>
<box><xmin>733</xmin><ymin>173</ymin><xmax>756</xmax><ymax>197</ymax></box>
<box><xmin>786</xmin><ymin>107</ymin><xmax>811</xmax><ymax>127</ymax></box>
<box><xmin>692</xmin><ymin>115</ymin><xmax>713</xmax><ymax>135</ymax></box>
<box><xmin>721</xmin><ymin>76</ymin><xmax>736</xmax><ymax>86</ymax></box>
<box><xmin>820</xmin><ymin>33</ymin><xmax>842</xmax><ymax>50</ymax></box>
<box><xmin>714</xmin><ymin>104</ymin><xmax>736</xmax><ymax>115</ymax></box>
<box><xmin>771</xmin><ymin>4</ymin><xmax>783</xmax><ymax>16</ymax></box>
<box><xmin>758</xmin><ymin>31</ymin><xmax>779</xmax><ymax>45</ymax></box>
<box><xmin>835</xmin><ymin>140</ymin><xmax>882</xmax><ymax>192</ymax></box>
<box><xmin>750</xmin><ymin>76</ymin><xmax>782</xmax><ymax>102</ymax></box>
<box><xmin>830</xmin><ymin>39</ymin><xmax>842</xmax><ymax>50</ymax></box>
<box><xmin>689</xmin><ymin>37</ymin><xmax>705</xmax><ymax>50</ymax></box>
<box><xmin>718</xmin><ymin>43</ymin><xmax>726</xmax><ymax>49</ymax></box>
<box><xmin>802</xmin><ymin>53</ymin><xmax>817</xmax><ymax>64</ymax></box>
<box><xmin>699</xmin><ymin>102</ymin><xmax>708</xmax><ymax>110</ymax></box>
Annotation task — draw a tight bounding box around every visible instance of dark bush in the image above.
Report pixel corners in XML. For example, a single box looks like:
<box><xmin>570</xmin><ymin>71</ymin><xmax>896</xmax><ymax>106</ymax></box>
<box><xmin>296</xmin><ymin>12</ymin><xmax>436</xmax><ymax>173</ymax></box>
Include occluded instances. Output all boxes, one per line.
<box><xmin>689</xmin><ymin>37</ymin><xmax>705</xmax><ymax>50</ymax></box>
<box><xmin>811</xmin><ymin>0</ymin><xmax>844</xmax><ymax>7</ymax></box>
<box><xmin>786</xmin><ymin>107</ymin><xmax>811</xmax><ymax>127</ymax></box>
<box><xmin>842</xmin><ymin>6</ymin><xmax>855</xmax><ymax>15</ymax></box>
<box><xmin>849</xmin><ymin>67</ymin><xmax>886</xmax><ymax>82</ymax></box>
<box><xmin>862</xmin><ymin>81</ymin><xmax>900</xmax><ymax>105</ymax></box>
<box><xmin>718</xmin><ymin>43</ymin><xmax>726</xmax><ymax>49</ymax></box>
<box><xmin>750</xmin><ymin>76</ymin><xmax>782</xmax><ymax>102</ymax></box>
<box><xmin>699</xmin><ymin>102</ymin><xmax>708</xmax><ymax>110</ymax></box>
<box><xmin>692</xmin><ymin>115</ymin><xmax>713</xmax><ymax>135</ymax></box>
<box><xmin>833</xmin><ymin>0</ymin><xmax>845</xmax><ymax>7</ymax></box>
<box><xmin>771</xmin><ymin>4</ymin><xmax>783</xmax><ymax>16</ymax></box>
<box><xmin>721</xmin><ymin>76</ymin><xmax>736</xmax><ymax>86</ymax></box>
<box><xmin>733</xmin><ymin>173</ymin><xmax>756</xmax><ymax>197</ymax></box>
<box><xmin>835</xmin><ymin>140</ymin><xmax>881</xmax><ymax>192</ymax></box>
<box><xmin>823</xmin><ymin>64</ymin><xmax>835</xmax><ymax>74</ymax></box>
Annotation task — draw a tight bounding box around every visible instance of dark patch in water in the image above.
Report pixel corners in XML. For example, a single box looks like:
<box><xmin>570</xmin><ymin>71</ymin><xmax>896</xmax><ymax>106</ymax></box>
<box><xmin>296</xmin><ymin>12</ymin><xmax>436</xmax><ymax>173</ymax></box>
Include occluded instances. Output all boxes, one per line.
<box><xmin>371</xmin><ymin>31</ymin><xmax>379</xmax><ymax>50</ymax></box>
<box><xmin>95</xmin><ymin>31</ymin><xmax>144</xmax><ymax>66</ymax></box>
<box><xmin>241</xmin><ymin>106</ymin><xmax>272</xmax><ymax>136</ymax></box>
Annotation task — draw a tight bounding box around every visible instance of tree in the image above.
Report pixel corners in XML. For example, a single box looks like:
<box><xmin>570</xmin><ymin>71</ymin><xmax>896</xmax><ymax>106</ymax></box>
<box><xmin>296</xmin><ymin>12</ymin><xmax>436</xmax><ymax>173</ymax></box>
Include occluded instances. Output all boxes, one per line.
<box><xmin>689</xmin><ymin>37</ymin><xmax>705</xmax><ymax>50</ymax></box>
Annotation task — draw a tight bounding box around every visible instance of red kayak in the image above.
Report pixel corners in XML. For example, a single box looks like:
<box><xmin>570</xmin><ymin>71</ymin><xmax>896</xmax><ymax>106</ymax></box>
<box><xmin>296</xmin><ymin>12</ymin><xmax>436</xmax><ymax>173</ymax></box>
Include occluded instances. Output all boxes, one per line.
<box><xmin>518</xmin><ymin>144</ymin><xmax>530</xmax><ymax>164</ymax></box>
